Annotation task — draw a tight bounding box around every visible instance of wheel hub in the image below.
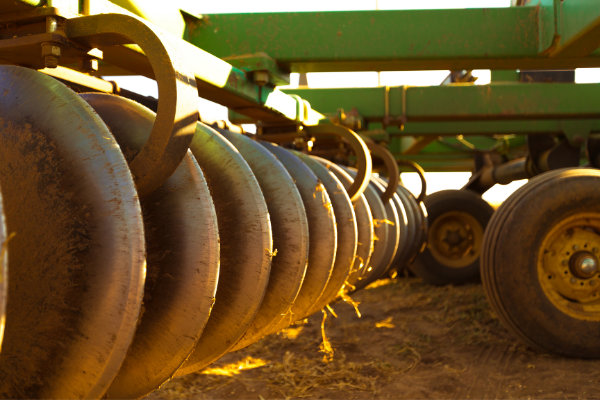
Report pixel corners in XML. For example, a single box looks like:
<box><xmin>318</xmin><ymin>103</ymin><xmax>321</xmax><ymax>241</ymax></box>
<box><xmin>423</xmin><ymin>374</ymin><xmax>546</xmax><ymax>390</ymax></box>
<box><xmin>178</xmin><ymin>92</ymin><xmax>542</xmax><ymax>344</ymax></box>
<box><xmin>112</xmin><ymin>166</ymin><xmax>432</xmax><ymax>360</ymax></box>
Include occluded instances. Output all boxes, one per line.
<box><xmin>538</xmin><ymin>214</ymin><xmax>600</xmax><ymax>319</ymax></box>
<box><xmin>570</xmin><ymin>251</ymin><xmax>599</xmax><ymax>279</ymax></box>
<box><xmin>428</xmin><ymin>211</ymin><xmax>483</xmax><ymax>269</ymax></box>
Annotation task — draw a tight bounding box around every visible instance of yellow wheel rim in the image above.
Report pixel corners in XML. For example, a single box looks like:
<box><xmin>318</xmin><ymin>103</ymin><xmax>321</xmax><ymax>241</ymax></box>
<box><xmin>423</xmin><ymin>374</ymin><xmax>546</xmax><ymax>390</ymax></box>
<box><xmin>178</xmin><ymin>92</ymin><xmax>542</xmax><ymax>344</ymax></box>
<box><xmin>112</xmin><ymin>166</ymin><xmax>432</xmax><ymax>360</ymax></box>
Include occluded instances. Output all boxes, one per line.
<box><xmin>538</xmin><ymin>213</ymin><xmax>600</xmax><ymax>321</ymax></box>
<box><xmin>428</xmin><ymin>211</ymin><xmax>483</xmax><ymax>269</ymax></box>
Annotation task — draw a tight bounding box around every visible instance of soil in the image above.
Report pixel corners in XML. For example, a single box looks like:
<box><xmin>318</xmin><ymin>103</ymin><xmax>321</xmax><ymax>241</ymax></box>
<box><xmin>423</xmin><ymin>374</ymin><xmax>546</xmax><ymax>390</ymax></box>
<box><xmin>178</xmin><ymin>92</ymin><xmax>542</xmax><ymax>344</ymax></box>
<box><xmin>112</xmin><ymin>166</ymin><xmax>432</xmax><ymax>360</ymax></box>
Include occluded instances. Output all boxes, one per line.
<box><xmin>147</xmin><ymin>277</ymin><xmax>600</xmax><ymax>399</ymax></box>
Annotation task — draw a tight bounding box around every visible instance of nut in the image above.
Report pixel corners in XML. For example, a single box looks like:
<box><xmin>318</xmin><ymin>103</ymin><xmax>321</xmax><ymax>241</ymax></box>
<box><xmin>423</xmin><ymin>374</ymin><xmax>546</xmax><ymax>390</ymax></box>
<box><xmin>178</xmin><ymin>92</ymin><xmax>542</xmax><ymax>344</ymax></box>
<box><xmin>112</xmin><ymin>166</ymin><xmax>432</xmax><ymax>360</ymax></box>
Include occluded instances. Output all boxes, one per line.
<box><xmin>79</xmin><ymin>57</ymin><xmax>99</xmax><ymax>73</ymax></box>
<box><xmin>41</xmin><ymin>42</ymin><xmax>61</xmax><ymax>69</ymax></box>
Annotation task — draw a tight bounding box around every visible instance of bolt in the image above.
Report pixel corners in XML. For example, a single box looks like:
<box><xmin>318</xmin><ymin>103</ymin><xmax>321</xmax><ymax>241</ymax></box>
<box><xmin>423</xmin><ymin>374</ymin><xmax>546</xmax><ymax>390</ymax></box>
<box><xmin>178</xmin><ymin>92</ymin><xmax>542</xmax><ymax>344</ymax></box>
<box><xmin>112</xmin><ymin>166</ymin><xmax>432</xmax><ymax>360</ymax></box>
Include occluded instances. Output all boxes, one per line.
<box><xmin>562</xmin><ymin>259</ymin><xmax>568</xmax><ymax>266</ymax></box>
<box><xmin>570</xmin><ymin>277</ymin><xmax>577</xmax><ymax>284</ymax></box>
<box><xmin>253</xmin><ymin>70</ymin><xmax>269</xmax><ymax>86</ymax></box>
<box><xmin>78</xmin><ymin>56</ymin><xmax>98</xmax><ymax>73</ymax></box>
<box><xmin>591</xmin><ymin>280</ymin><xmax>597</xmax><ymax>286</ymax></box>
<box><xmin>46</xmin><ymin>16</ymin><xmax>58</xmax><ymax>33</ymax></box>
<box><xmin>41</xmin><ymin>42</ymin><xmax>61</xmax><ymax>69</ymax></box>
<box><xmin>573</xmin><ymin>244</ymin><xmax>580</xmax><ymax>251</ymax></box>
<box><xmin>580</xmin><ymin>257</ymin><xmax>598</xmax><ymax>275</ymax></box>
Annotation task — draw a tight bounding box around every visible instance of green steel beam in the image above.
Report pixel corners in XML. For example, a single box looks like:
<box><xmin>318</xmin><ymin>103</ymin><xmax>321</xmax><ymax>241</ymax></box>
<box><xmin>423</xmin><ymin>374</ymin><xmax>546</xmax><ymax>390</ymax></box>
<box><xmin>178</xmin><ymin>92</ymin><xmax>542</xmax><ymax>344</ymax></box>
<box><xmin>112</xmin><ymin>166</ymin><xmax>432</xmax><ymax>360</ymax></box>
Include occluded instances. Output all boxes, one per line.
<box><xmin>283</xmin><ymin>84</ymin><xmax>600</xmax><ymax>125</ymax></box>
<box><xmin>549</xmin><ymin>0</ymin><xmax>600</xmax><ymax>58</ymax></box>
<box><xmin>187</xmin><ymin>4</ymin><xmax>600</xmax><ymax>72</ymax></box>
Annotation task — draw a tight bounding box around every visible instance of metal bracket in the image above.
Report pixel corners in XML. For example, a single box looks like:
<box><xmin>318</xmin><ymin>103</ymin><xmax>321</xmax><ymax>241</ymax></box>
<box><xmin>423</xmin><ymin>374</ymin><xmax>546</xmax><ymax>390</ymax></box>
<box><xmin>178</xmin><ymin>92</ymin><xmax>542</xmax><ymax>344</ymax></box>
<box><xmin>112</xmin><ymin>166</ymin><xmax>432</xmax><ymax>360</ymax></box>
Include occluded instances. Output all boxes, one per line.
<box><xmin>67</xmin><ymin>13</ymin><xmax>199</xmax><ymax>196</ymax></box>
<box><xmin>561</xmin><ymin>119</ymin><xmax>594</xmax><ymax>147</ymax></box>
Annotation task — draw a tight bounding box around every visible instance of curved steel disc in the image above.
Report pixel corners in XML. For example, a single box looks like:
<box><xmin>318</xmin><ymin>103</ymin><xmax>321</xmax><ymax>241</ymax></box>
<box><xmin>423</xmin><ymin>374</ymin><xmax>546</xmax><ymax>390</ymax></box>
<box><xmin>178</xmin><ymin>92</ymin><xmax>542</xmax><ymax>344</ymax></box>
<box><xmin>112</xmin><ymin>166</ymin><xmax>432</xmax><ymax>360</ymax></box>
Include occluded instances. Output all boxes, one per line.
<box><xmin>313</xmin><ymin>157</ymin><xmax>374</xmax><ymax>290</ymax></box>
<box><xmin>294</xmin><ymin>152</ymin><xmax>358</xmax><ymax>315</ymax></box>
<box><xmin>177</xmin><ymin>124</ymin><xmax>271</xmax><ymax>375</ymax></box>
<box><xmin>260</xmin><ymin>142</ymin><xmax>336</xmax><ymax>330</ymax></box>
<box><xmin>0</xmin><ymin>66</ymin><xmax>145</xmax><ymax>399</ymax></box>
<box><xmin>361</xmin><ymin>175</ymin><xmax>400</xmax><ymax>285</ymax></box>
<box><xmin>399</xmin><ymin>185</ymin><xmax>428</xmax><ymax>267</ymax></box>
<box><xmin>340</xmin><ymin>167</ymin><xmax>389</xmax><ymax>291</ymax></box>
<box><xmin>0</xmin><ymin>189</ymin><xmax>6</xmax><ymax>353</ymax></box>
<box><xmin>373</xmin><ymin>176</ymin><xmax>409</xmax><ymax>277</ymax></box>
<box><xmin>388</xmin><ymin>180</ymin><xmax>419</xmax><ymax>272</ymax></box>
<box><xmin>216</xmin><ymin>134</ymin><xmax>310</xmax><ymax>343</ymax></box>
<box><xmin>80</xmin><ymin>94</ymin><xmax>220</xmax><ymax>399</ymax></box>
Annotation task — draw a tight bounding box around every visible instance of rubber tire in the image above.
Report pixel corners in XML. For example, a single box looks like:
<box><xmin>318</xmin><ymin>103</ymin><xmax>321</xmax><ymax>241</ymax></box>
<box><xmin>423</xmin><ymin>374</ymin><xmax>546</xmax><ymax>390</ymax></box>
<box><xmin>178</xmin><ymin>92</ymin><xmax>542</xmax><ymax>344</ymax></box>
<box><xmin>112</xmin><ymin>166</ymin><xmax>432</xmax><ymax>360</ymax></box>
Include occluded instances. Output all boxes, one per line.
<box><xmin>411</xmin><ymin>189</ymin><xmax>494</xmax><ymax>286</ymax></box>
<box><xmin>481</xmin><ymin>168</ymin><xmax>600</xmax><ymax>358</ymax></box>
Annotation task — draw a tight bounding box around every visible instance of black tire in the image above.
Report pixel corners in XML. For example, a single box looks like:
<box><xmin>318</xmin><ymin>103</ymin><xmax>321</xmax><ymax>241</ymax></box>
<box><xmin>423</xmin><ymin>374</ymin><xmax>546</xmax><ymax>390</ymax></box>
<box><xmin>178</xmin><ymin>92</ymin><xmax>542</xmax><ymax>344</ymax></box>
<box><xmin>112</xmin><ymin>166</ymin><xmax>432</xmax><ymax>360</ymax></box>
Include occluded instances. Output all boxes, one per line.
<box><xmin>482</xmin><ymin>168</ymin><xmax>600</xmax><ymax>358</ymax></box>
<box><xmin>411</xmin><ymin>189</ymin><xmax>494</xmax><ymax>286</ymax></box>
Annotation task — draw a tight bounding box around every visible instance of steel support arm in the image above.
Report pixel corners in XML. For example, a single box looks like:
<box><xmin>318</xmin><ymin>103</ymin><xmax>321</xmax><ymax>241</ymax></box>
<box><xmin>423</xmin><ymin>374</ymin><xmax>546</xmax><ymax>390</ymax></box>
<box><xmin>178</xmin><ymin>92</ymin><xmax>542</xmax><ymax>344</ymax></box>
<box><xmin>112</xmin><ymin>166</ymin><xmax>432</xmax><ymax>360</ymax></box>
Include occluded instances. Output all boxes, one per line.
<box><xmin>283</xmin><ymin>84</ymin><xmax>600</xmax><ymax>124</ymax></box>
<box><xmin>187</xmin><ymin>3</ymin><xmax>600</xmax><ymax>72</ymax></box>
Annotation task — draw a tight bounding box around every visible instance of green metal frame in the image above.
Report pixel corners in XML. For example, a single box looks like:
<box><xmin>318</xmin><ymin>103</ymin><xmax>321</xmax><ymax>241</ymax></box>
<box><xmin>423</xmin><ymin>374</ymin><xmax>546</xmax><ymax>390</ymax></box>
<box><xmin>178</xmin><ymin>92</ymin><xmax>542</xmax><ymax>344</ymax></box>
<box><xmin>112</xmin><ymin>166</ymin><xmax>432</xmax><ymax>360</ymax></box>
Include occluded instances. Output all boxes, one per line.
<box><xmin>186</xmin><ymin>1</ymin><xmax>600</xmax><ymax>72</ymax></box>
<box><xmin>6</xmin><ymin>0</ymin><xmax>600</xmax><ymax>172</ymax></box>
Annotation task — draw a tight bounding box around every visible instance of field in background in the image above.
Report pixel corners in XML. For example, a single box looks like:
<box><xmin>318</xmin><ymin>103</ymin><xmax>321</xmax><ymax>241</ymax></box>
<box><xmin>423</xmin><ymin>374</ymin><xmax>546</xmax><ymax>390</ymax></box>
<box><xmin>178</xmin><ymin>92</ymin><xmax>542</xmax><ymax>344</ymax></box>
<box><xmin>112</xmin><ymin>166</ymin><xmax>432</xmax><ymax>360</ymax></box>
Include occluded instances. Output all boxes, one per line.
<box><xmin>148</xmin><ymin>278</ymin><xmax>600</xmax><ymax>399</ymax></box>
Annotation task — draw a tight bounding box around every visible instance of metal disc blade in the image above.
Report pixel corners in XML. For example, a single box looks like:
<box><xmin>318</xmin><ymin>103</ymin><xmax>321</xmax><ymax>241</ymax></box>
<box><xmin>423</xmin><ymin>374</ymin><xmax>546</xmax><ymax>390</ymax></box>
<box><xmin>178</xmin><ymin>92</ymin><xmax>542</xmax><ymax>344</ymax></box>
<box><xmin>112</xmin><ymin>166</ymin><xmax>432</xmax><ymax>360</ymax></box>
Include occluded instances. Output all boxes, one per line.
<box><xmin>398</xmin><ymin>185</ymin><xmax>427</xmax><ymax>268</ymax></box>
<box><xmin>217</xmin><ymin>133</ymin><xmax>310</xmax><ymax>343</ymax></box>
<box><xmin>177</xmin><ymin>124</ymin><xmax>272</xmax><ymax>375</ymax></box>
<box><xmin>260</xmin><ymin>142</ymin><xmax>336</xmax><ymax>329</ymax></box>
<box><xmin>313</xmin><ymin>157</ymin><xmax>374</xmax><ymax>290</ymax></box>
<box><xmin>80</xmin><ymin>94</ymin><xmax>220</xmax><ymax>399</ymax></box>
<box><xmin>294</xmin><ymin>152</ymin><xmax>358</xmax><ymax>315</ymax></box>
<box><xmin>0</xmin><ymin>66</ymin><xmax>145</xmax><ymax>399</ymax></box>
<box><xmin>380</xmin><ymin>177</ymin><xmax>419</xmax><ymax>272</ymax></box>
<box><xmin>340</xmin><ymin>167</ymin><xmax>389</xmax><ymax>291</ymax></box>
<box><xmin>372</xmin><ymin>176</ymin><xmax>407</xmax><ymax>278</ymax></box>
<box><xmin>0</xmin><ymin>189</ymin><xmax>6</xmax><ymax>353</ymax></box>
<box><xmin>361</xmin><ymin>176</ymin><xmax>400</xmax><ymax>284</ymax></box>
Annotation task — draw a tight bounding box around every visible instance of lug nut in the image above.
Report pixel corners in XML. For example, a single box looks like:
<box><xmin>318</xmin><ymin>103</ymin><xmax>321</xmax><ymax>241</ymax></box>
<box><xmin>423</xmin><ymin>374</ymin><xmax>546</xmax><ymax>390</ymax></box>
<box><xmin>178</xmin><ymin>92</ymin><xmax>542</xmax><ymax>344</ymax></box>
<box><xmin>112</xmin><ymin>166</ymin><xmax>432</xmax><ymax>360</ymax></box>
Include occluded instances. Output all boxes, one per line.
<box><xmin>591</xmin><ymin>280</ymin><xmax>597</xmax><ymax>286</ymax></box>
<box><xmin>570</xmin><ymin>277</ymin><xmax>577</xmax><ymax>284</ymax></box>
<box><xmin>562</xmin><ymin>259</ymin><xmax>568</xmax><ymax>266</ymax></box>
<box><xmin>594</xmin><ymin>247</ymin><xmax>599</xmax><ymax>254</ymax></box>
<box><xmin>573</xmin><ymin>245</ymin><xmax>580</xmax><ymax>251</ymax></box>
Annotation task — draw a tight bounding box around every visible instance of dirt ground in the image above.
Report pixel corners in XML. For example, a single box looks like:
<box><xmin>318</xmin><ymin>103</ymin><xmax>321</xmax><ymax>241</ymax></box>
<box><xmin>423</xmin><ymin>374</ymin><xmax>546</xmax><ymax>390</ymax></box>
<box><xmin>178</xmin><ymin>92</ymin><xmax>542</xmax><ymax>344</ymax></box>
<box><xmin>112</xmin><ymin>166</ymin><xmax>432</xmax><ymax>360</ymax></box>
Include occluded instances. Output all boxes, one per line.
<box><xmin>147</xmin><ymin>277</ymin><xmax>600</xmax><ymax>399</ymax></box>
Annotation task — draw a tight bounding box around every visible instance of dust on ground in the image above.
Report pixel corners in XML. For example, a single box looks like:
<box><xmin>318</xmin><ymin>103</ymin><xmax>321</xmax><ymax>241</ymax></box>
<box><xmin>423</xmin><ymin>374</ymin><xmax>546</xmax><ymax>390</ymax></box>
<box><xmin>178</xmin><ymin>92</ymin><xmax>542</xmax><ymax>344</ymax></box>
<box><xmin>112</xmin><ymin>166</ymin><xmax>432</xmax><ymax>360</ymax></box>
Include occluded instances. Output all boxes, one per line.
<box><xmin>147</xmin><ymin>277</ymin><xmax>600</xmax><ymax>399</ymax></box>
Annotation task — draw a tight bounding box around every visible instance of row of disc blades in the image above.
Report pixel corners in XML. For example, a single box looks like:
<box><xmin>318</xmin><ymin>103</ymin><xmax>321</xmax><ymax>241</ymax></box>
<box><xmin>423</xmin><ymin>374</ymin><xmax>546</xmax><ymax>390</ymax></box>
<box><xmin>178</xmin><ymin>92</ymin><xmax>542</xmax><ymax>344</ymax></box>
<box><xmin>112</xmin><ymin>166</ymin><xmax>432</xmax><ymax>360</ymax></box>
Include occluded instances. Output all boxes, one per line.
<box><xmin>0</xmin><ymin>66</ymin><xmax>427</xmax><ymax>399</ymax></box>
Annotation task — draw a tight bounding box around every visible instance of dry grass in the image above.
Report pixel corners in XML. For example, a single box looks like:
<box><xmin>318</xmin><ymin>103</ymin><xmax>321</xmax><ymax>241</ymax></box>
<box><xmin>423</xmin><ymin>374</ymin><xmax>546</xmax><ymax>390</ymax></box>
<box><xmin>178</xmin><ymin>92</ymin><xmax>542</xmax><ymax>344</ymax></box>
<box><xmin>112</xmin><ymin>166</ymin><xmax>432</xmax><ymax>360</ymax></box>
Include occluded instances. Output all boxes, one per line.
<box><xmin>148</xmin><ymin>277</ymin><xmax>599</xmax><ymax>399</ymax></box>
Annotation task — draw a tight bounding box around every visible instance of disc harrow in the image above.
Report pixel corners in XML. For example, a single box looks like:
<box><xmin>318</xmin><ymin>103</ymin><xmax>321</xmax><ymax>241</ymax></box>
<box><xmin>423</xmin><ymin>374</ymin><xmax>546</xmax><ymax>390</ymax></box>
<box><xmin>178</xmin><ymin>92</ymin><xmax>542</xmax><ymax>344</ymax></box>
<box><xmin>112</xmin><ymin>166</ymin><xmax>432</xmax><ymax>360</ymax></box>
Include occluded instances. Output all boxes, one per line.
<box><xmin>0</xmin><ymin>65</ymin><xmax>427</xmax><ymax>399</ymax></box>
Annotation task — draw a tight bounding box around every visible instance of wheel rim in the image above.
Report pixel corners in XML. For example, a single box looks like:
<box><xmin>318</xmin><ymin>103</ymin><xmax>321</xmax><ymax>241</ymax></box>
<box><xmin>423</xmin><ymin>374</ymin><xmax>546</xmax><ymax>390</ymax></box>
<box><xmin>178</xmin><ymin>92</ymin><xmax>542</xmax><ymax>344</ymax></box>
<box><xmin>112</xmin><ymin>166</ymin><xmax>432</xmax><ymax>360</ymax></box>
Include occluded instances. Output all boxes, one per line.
<box><xmin>428</xmin><ymin>211</ymin><xmax>483</xmax><ymax>269</ymax></box>
<box><xmin>538</xmin><ymin>213</ymin><xmax>600</xmax><ymax>321</ymax></box>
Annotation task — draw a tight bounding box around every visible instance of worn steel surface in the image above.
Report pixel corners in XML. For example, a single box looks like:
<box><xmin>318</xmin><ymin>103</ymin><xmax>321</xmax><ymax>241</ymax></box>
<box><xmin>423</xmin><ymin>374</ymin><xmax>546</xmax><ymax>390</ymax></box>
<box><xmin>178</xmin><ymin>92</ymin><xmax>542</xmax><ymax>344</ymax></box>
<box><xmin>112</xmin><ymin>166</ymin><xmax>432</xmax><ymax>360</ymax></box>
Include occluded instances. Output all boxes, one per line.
<box><xmin>178</xmin><ymin>124</ymin><xmax>271</xmax><ymax>375</ymax></box>
<box><xmin>340</xmin><ymin>167</ymin><xmax>389</xmax><ymax>291</ymax></box>
<box><xmin>261</xmin><ymin>142</ymin><xmax>336</xmax><ymax>329</ymax></box>
<box><xmin>0</xmin><ymin>190</ymin><xmax>5</xmax><ymax>354</ymax></box>
<box><xmin>217</xmin><ymin>133</ymin><xmax>309</xmax><ymax>350</ymax></box>
<box><xmin>80</xmin><ymin>94</ymin><xmax>220</xmax><ymax>400</ymax></box>
<box><xmin>0</xmin><ymin>66</ymin><xmax>145</xmax><ymax>399</ymax></box>
<box><xmin>316</xmin><ymin>158</ymin><xmax>374</xmax><ymax>290</ymax></box>
<box><xmin>293</xmin><ymin>151</ymin><xmax>358</xmax><ymax>315</ymax></box>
